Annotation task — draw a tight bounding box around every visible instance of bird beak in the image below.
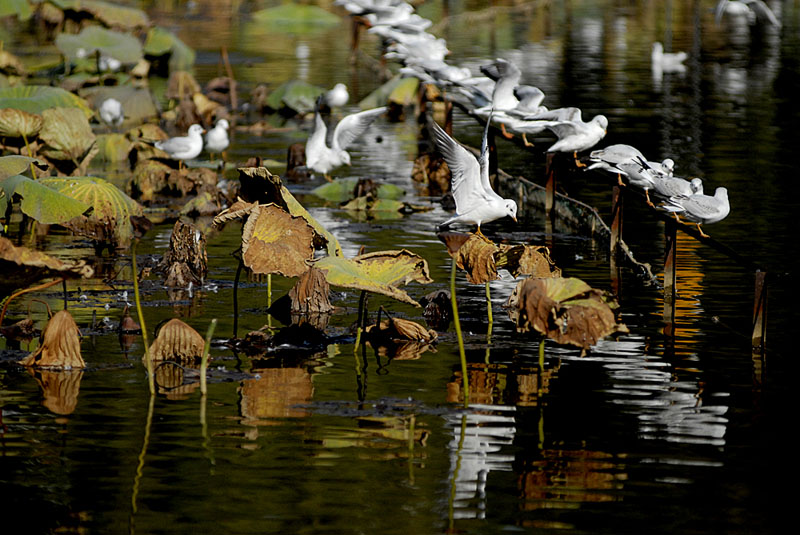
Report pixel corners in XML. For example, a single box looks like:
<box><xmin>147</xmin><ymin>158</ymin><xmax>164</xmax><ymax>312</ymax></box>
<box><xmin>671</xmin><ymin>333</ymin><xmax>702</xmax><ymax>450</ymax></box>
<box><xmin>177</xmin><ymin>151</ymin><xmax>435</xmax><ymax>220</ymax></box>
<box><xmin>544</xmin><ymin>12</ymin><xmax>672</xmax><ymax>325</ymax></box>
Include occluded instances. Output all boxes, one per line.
<box><xmin>511</xmin><ymin>215</ymin><xmax>518</xmax><ymax>222</ymax></box>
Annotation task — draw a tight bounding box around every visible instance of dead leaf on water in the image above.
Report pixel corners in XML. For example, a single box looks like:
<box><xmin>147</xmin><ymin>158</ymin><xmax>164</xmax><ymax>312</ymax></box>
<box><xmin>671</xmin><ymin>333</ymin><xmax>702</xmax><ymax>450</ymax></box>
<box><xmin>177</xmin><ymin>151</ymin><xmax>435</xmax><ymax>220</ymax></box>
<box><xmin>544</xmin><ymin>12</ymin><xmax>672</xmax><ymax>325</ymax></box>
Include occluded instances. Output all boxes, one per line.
<box><xmin>456</xmin><ymin>235</ymin><xmax>500</xmax><ymax>284</ymax></box>
<box><xmin>366</xmin><ymin>316</ymin><xmax>438</xmax><ymax>344</ymax></box>
<box><xmin>148</xmin><ymin>318</ymin><xmax>205</xmax><ymax>364</ymax></box>
<box><xmin>19</xmin><ymin>309</ymin><xmax>85</xmax><ymax>369</ymax></box>
<box><xmin>288</xmin><ymin>267</ymin><xmax>333</xmax><ymax>314</ymax></box>
<box><xmin>160</xmin><ymin>219</ymin><xmax>208</xmax><ymax>287</ymax></box>
<box><xmin>28</xmin><ymin>368</ymin><xmax>84</xmax><ymax>415</ymax></box>
<box><xmin>507</xmin><ymin>277</ymin><xmax>628</xmax><ymax>351</ymax></box>
<box><xmin>241</xmin><ymin>203</ymin><xmax>315</xmax><ymax>278</ymax></box>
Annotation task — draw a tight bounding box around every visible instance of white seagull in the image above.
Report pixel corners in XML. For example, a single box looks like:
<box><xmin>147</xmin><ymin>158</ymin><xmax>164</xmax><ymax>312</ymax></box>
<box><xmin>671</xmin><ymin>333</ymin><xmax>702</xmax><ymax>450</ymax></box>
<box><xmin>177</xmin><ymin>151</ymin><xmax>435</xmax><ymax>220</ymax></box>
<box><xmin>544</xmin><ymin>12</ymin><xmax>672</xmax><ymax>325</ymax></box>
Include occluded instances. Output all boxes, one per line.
<box><xmin>715</xmin><ymin>0</ymin><xmax>780</xmax><ymax>27</ymax></box>
<box><xmin>305</xmin><ymin>105</ymin><xmax>386</xmax><ymax>178</ymax></box>
<box><xmin>432</xmin><ymin>112</ymin><xmax>518</xmax><ymax>238</ymax></box>
<box><xmin>662</xmin><ymin>187</ymin><xmax>730</xmax><ymax>237</ymax></box>
<box><xmin>324</xmin><ymin>83</ymin><xmax>349</xmax><ymax>108</ymax></box>
<box><xmin>155</xmin><ymin>124</ymin><xmax>205</xmax><ymax>169</ymax></box>
<box><xmin>543</xmin><ymin>110</ymin><xmax>608</xmax><ymax>166</ymax></box>
<box><xmin>204</xmin><ymin>119</ymin><xmax>230</xmax><ymax>160</ymax></box>
<box><xmin>99</xmin><ymin>98</ymin><xmax>124</xmax><ymax>128</ymax></box>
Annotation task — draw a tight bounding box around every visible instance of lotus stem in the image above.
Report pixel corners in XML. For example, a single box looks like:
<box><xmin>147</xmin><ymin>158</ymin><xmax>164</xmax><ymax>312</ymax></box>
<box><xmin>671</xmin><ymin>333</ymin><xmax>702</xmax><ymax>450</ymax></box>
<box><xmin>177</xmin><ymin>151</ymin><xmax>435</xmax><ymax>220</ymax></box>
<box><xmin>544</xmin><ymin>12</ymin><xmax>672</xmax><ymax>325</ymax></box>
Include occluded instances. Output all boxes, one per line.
<box><xmin>199</xmin><ymin>319</ymin><xmax>217</xmax><ymax>396</ymax></box>
<box><xmin>485</xmin><ymin>281</ymin><xmax>493</xmax><ymax>343</ymax></box>
<box><xmin>0</xmin><ymin>277</ymin><xmax>64</xmax><ymax>326</ymax></box>
<box><xmin>267</xmin><ymin>273</ymin><xmax>272</xmax><ymax>329</ymax></box>
<box><xmin>450</xmin><ymin>257</ymin><xmax>469</xmax><ymax>407</ymax></box>
<box><xmin>354</xmin><ymin>290</ymin><xmax>367</xmax><ymax>349</ymax></box>
<box><xmin>232</xmin><ymin>257</ymin><xmax>243</xmax><ymax>338</ymax></box>
<box><xmin>132</xmin><ymin>241</ymin><xmax>154</xmax><ymax>395</ymax></box>
<box><xmin>20</xmin><ymin>133</ymin><xmax>37</xmax><ymax>179</ymax></box>
<box><xmin>538</xmin><ymin>338</ymin><xmax>545</xmax><ymax>373</ymax></box>
<box><xmin>130</xmin><ymin>392</ymin><xmax>155</xmax><ymax>525</ymax></box>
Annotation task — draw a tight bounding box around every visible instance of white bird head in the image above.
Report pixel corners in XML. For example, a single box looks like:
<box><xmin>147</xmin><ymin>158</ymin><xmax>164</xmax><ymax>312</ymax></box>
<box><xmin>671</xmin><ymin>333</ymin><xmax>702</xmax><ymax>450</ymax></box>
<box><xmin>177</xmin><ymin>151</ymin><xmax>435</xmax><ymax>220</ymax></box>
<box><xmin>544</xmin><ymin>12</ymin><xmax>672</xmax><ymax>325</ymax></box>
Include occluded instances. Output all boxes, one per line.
<box><xmin>505</xmin><ymin>199</ymin><xmax>518</xmax><ymax>222</ymax></box>
<box><xmin>217</xmin><ymin>119</ymin><xmax>230</xmax><ymax>130</ymax></box>
<box><xmin>339</xmin><ymin>150</ymin><xmax>352</xmax><ymax>166</ymax></box>
<box><xmin>660</xmin><ymin>158</ymin><xmax>675</xmax><ymax>175</ymax></box>
<box><xmin>595</xmin><ymin>115</ymin><xmax>609</xmax><ymax>133</ymax></box>
<box><xmin>690</xmin><ymin>177</ymin><xmax>704</xmax><ymax>194</ymax></box>
<box><xmin>188</xmin><ymin>124</ymin><xmax>205</xmax><ymax>136</ymax></box>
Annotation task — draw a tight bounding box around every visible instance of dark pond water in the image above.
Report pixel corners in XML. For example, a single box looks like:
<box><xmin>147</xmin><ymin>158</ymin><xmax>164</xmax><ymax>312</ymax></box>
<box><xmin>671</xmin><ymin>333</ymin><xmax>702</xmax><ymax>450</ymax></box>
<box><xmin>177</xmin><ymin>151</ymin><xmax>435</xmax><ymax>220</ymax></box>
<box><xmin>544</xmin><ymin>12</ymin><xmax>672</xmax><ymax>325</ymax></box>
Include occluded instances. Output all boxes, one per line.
<box><xmin>1</xmin><ymin>1</ymin><xmax>796</xmax><ymax>533</ymax></box>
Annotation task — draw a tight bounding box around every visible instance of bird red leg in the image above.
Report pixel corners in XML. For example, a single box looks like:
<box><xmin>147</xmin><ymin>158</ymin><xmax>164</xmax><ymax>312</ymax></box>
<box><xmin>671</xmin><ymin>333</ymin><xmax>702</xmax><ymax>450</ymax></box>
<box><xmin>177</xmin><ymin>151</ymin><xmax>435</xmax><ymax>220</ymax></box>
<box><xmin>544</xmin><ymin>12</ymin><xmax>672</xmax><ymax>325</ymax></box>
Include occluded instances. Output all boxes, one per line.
<box><xmin>645</xmin><ymin>190</ymin><xmax>655</xmax><ymax>208</ymax></box>
<box><xmin>617</xmin><ymin>173</ymin><xmax>625</xmax><ymax>186</ymax></box>
<box><xmin>696</xmin><ymin>223</ymin><xmax>710</xmax><ymax>238</ymax></box>
<box><xmin>500</xmin><ymin>123</ymin><xmax>514</xmax><ymax>139</ymax></box>
<box><xmin>574</xmin><ymin>151</ymin><xmax>586</xmax><ymax>168</ymax></box>
<box><xmin>474</xmin><ymin>225</ymin><xmax>490</xmax><ymax>242</ymax></box>
<box><xmin>522</xmin><ymin>133</ymin><xmax>534</xmax><ymax>147</ymax></box>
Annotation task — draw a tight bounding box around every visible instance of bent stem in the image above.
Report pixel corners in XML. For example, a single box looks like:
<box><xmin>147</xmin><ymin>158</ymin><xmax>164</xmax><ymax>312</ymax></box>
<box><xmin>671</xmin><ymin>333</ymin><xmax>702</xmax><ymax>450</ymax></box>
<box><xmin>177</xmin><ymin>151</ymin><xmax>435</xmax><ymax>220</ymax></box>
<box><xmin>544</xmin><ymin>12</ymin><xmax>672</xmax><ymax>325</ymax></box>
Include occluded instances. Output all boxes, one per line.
<box><xmin>129</xmin><ymin>392</ymin><xmax>155</xmax><ymax>532</ymax></box>
<box><xmin>450</xmin><ymin>257</ymin><xmax>469</xmax><ymax>407</ymax></box>
<box><xmin>0</xmin><ymin>277</ymin><xmax>64</xmax><ymax>325</ymax></box>
<box><xmin>132</xmin><ymin>241</ymin><xmax>154</xmax><ymax>395</ymax></box>
<box><xmin>485</xmin><ymin>281</ymin><xmax>493</xmax><ymax>343</ymax></box>
<box><xmin>353</xmin><ymin>290</ymin><xmax>367</xmax><ymax>350</ymax></box>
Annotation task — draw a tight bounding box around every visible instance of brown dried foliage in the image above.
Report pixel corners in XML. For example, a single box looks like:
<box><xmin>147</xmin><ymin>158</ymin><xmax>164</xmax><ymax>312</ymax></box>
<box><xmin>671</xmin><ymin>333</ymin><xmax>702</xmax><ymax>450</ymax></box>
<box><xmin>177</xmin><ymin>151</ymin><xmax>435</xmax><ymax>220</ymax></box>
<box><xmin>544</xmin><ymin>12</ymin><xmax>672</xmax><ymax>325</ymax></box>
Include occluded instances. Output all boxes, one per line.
<box><xmin>148</xmin><ymin>318</ymin><xmax>205</xmax><ymax>364</ymax></box>
<box><xmin>19</xmin><ymin>310</ymin><xmax>85</xmax><ymax>369</ymax></box>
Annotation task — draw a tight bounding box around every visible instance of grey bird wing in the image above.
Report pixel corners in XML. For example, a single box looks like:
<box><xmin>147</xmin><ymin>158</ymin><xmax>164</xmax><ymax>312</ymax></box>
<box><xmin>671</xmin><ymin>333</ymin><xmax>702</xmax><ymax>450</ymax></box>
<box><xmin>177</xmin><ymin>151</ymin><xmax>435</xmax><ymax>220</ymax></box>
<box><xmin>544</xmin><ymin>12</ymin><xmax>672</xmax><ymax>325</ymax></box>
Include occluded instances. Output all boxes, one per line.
<box><xmin>333</xmin><ymin>106</ymin><xmax>387</xmax><ymax>151</ymax></box>
<box><xmin>522</xmin><ymin>106</ymin><xmax>582</xmax><ymax>123</ymax></box>
<box><xmin>479</xmin><ymin>58</ymin><xmax>521</xmax><ymax>84</ymax></box>
<box><xmin>156</xmin><ymin>135</ymin><xmax>192</xmax><ymax>154</ymax></box>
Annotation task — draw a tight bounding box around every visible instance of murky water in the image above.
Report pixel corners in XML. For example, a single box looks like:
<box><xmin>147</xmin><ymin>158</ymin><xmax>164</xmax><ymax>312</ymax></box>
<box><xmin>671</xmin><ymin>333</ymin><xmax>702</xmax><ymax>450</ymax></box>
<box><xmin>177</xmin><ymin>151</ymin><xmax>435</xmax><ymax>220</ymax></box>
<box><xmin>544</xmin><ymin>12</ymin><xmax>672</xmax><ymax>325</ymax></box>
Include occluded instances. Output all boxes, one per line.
<box><xmin>1</xmin><ymin>1</ymin><xmax>794</xmax><ymax>533</ymax></box>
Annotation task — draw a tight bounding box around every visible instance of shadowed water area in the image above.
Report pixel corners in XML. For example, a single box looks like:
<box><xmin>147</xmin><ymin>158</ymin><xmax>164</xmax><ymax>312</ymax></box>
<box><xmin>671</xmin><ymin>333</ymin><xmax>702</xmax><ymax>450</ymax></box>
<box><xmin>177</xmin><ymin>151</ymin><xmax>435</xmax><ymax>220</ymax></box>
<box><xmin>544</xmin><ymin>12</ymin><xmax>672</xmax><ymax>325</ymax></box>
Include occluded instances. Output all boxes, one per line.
<box><xmin>1</xmin><ymin>1</ymin><xmax>796</xmax><ymax>533</ymax></box>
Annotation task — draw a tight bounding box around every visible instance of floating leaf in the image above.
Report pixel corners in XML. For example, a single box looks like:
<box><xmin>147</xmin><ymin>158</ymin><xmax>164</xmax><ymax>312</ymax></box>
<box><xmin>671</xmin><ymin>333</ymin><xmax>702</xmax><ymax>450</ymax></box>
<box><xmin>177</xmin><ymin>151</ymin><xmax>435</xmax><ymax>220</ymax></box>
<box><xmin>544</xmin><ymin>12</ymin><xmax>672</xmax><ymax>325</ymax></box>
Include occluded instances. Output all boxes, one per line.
<box><xmin>265</xmin><ymin>80</ymin><xmax>325</xmax><ymax>114</ymax></box>
<box><xmin>39</xmin><ymin>176</ymin><xmax>144</xmax><ymax>247</ymax></box>
<box><xmin>251</xmin><ymin>4</ymin><xmax>340</xmax><ymax>33</ymax></box>
<box><xmin>144</xmin><ymin>27</ymin><xmax>196</xmax><ymax>73</ymax></box>
<box><xmin>496</xmin><ymin>243</ymin><xmax>561</xmax><ymax>278</ymax></box>
<box><xmin>313</xmin><ymin>250</ymin><xmax>432</xmax><ymax>306</ymax></box>
<box><xmin>312</xmin><ymin>178</ymin><xmax>406</xmax><ymax>203</ymax></box>
<box><xmin>46</xmin><ymin>0</ymin><xmax>149</xmax><ymax>30</ymax></box>
<box><xmin>0</xmin><ymin>85</ymin><xmax>93</xmax><ymax>117</ymax></box>
<box><xmin>366</xmin><ymin>315</ymin><xmax>437</xmax><ymax>343</ymax></box>
<box><xmin>508</xmin><ymin>277</ymin><xmax>628</xmax><ymax>350</ymax></box>
<box><xmin>38</xmin><ymin>107</ymin><xmax>97</xmax><ymax>162</ymax></box>
<box><xmin>341</xmin><ymin>196</ymin><xmax>406</xmax><ymax>216</ymax></box>
<box><xmin>241</xmin><ymin>203</ymin><xmax>315</xmax><ymax>278</ymax></box>
<box><xmin>237</xmin><ymin>167</ymin><xmax>342</xmax><ymax>257</ymax></box>
<box><xmin>455</xmin><ymin>235</ymin><xmax>501</xmax><ymax>284</ymax></box>
<box><xmin>19</xmin><ymin>310</ymin><xmax>85</xmax><ymax>369</ymax></box>
<box><xmin>359</xmin><ymin>75</ymin><xmax>419</xmax><ymax>110</ymax></box>
<box><xmin>56</xmin><ymin>26</ymin><xmax>144</xmax><ymax>65</ymax></box>
<box><xmin>0</xmin><ymin>0</ymin><xmax>33</xmax><ymax>20</ymax></box>
<box><xmin>0</xmin><ymin>236</ymin><xmax>94</xmax><ymax>295</ymax></box>
<box><xmin>148</xmin><ymin>318</ymin><xmax>205</xmax><ymax>364</ymax></box>
<box><xmin>0</xmin><ymin>174</ymin><xmax>91</xmax><ymax>225</ymax></box>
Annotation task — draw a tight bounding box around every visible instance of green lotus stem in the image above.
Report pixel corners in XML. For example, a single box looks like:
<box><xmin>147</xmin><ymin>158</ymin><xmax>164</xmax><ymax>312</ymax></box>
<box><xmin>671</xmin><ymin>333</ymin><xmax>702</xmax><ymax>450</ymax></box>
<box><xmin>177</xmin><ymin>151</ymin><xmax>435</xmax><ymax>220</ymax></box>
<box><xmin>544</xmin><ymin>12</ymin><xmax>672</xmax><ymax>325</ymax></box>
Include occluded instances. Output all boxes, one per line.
<box><xmin>485</xmin><ymin>281</ymin><xmax>493</xmax><ymax>343</ymax></box>
<box><xmin>232</xmin><ymin>258</ymin><xmax>242</xmax><ymax>338</ymax></box>
<box><xmin>538</xmin><ymin>338</ymin><xmax>545</xmax><ymax>372</ymax></box>
<box><xmin>199</xmin><ymin>318</ymin><xmax>217</xmax><ymax>396</ymax></box>
<box><xmin>267</xmin><ymin>273</ymin><xmax>272</xmax><ymax>329</ymax></box>
<box><xmin>353</xmin><ymin>290</ymin><xmax>367</xmax><ymax>350</ymax></box>
<box><xmin>20</xmin><ymin>133</ymin><xmax>37</xmax><ymax>179</ymax></box>
<box><xmin>132</xmin><ymin>241</ymin><xmax>154</xmax><ymax>395</ymax></box>
<box><xmin>450</xmin><ymin>257</ymin><xmax>469</xmax><ymax>407</ymax></box>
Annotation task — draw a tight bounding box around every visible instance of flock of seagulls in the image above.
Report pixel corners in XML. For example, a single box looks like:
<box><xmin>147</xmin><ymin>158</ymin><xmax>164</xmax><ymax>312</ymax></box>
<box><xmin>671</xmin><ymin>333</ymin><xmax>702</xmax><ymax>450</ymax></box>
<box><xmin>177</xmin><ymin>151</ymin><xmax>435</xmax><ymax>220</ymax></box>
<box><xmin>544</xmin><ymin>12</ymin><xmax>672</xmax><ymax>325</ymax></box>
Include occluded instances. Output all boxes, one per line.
<box><xmin>150</xmin><ymin>0</ymin><xmax>737</xmax><ymax>238</ymax></box>
<box><xmin>330</xmin><ymin>0</ymin><xmax>732</xmax><ymax>236</ymax></box>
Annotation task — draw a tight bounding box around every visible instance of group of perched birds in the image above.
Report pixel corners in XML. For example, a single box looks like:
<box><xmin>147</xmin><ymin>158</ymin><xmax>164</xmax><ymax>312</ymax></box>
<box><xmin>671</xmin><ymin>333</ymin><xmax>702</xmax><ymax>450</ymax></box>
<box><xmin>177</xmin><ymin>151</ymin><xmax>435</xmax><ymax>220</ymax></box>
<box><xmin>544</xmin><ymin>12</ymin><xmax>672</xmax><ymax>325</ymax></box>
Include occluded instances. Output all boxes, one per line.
<box><xmin>147</xmin><ymin>0</ymin><xmax>734</xmax><ymax>238</ymax></box>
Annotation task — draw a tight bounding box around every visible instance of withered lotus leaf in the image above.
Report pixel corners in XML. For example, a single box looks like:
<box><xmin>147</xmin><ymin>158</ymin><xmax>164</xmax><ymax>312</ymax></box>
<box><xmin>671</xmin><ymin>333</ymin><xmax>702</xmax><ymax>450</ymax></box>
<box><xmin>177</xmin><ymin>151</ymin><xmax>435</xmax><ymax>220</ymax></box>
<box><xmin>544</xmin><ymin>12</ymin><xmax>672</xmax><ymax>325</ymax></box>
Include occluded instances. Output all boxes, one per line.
<box><xmin>0</xmin><ymin>108</ymin><xmax>43</xmax><ymax>138</ymax></box>
<box><xmin>496</xmin><ymin>244</ymin><xmax>562</xmax><ymax>279</ymax></box>
<box><xmin>242</xmin><ymin>203</ymin><xmax>315</xmax><ymax>278</ymax></box>
<box><xmin>160</xmin><ymin>219</ymin><xmax>208</xmax><ymax>287</ymax></box>
<box><xmin>366</xmin><ymin>316</ymin><xmax>438</xmax><ymax>344</ymax></box>
<box><xmin>312</xmin><ymin>249</ymin><xmax>433</xmax><ymax>307</ymax></box>
<box><xmin>148</xmin><ymin>318</ymin><xmax>205</xmax><ymax>364</ymax></box>
<box><xmin>456</xmin><ymin>235</ymin><xmax>500</xmax><ymax>284</ymax></box>
<box><xmin>212</xmin><ymin>196</ymin><xmax>258</xmax><ymax>226</ymax></box>
<box><xmin>288</xmin><ymin>267</ymin><xmax>333</xmax><ymax>314</ymax></box>
<box><xmin>19</xmin><ymin>310</ymin><xmax>85</xmax><ymax>369</ymax></box>
<box><xmin>508</xmin><ymin>277</ymin><xmax>628</xmax><ymax>350</ymax></box>
<box><xmin>1</xmin><ymin>236</ymin><xmax>94</xmax><ymax>294</ymax></box>
<box><xmin>38</xmin><ymin>107</ymin><xmax>97</xmax><ymax>162</ymax></box>
<box><xmin>437</xmin><ymin>231</ymin><xmax>471</xmax><ymax>256</ymax></box>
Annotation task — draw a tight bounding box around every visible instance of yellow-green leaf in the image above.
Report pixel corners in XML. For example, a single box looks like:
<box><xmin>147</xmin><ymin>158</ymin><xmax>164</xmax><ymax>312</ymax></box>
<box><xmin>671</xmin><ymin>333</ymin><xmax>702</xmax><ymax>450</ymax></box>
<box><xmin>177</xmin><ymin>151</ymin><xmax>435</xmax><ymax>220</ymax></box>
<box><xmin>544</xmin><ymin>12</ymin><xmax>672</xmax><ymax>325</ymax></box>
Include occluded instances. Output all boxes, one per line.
<box><xmin>38</xmin><ymin>107</ymin><xmax>97</xmax><ymax>162</ymax></box>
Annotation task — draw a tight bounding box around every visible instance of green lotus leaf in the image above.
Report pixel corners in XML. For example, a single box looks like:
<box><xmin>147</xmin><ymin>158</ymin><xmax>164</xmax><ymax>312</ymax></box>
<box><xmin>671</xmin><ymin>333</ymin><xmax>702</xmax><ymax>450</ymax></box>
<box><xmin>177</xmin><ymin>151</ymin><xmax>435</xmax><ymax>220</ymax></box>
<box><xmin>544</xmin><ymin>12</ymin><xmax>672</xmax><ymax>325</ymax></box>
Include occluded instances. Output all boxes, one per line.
<box><xmin>56</xmin><ymin>26</ymin><xmax>144</xmax><ymax>65</ymax></box>
<box><xmin>0</xmin><ymin>86</ymin><xmax>93</xmax><ymax>118</ymax></box>
<box><xmin>265</xmin><ymin>80</ymin><xmax>325</xmax><ymax>114</ymax></box>
<box><xmin>45</xmin><ymin>0</ymin><xmax>149</xmax><ymax>30</ymax></box>
<box><xmin>0</xmin><ymin>0</ymin><xmax>33</xmax><ymax>20</ymax></box>
<box><xmin>38</xmin><ymin>107</ymin><xmax>96</xmax><ymax>162</ymax></box>
<box><xmin>0</xmin><ymin>174</ymin><xmax>91</xmax><ymax>225</ymax></box>
<box><xmin>311</xmin><ymin>178</ymin><xmax>406</xmax><ymax>202</ymax></box>
<box><xmin>341</xmin><ymin>196</ymin><xmax>406</xmax><ymax>217</ymax></box>
<box><xmin>312</xmin><ymin>250</ymin><xmax>433</xmax><ymax>307</ymax></box>
<box><xmin>0</xmin><ymin>108</ymin><xmax>43</xmax><ymax>139</ymax></box>
<box><xmin>39</xmin><ymin>176</ymin><xmax>144</xmax><ymax>247</ymax></box>
<box><xmin>251</xmin><ymin>4</ymin><xmax>340</xmax><ymax>34</ymax></box>
<box><xmin>0</xmin><ymin>155</ymin><xmax>47</xmax><ymax>180</ymax></box>
<box><xmin>144</xmin><ymin>27</ymin><xmax>196</xmax><ymax>73</ymax></box>
<box><xmin>359</xmin><ymin>75</ymin><xmax>420</xmax><ymax>109</ymax></box>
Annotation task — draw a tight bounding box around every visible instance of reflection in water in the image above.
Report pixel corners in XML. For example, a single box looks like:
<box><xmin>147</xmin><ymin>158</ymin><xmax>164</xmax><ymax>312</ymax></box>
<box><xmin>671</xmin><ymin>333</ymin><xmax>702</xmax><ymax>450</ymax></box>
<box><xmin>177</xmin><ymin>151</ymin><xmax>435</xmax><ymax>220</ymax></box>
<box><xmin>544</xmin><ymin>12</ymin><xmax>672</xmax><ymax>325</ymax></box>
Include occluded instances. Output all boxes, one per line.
<box><xmin>28</xmin><ymin>368</ymin><xmax>83</xmax><ymax>415</ymax></box>
<box><xmin>239</xmin><ymin>365</ymin><xmax>314</xmax><ymax>426</ymax></box>
<box><xmin>446</xmin><ymin>406</ymin><xmax>516</xmax><ymax>520</ymax></box>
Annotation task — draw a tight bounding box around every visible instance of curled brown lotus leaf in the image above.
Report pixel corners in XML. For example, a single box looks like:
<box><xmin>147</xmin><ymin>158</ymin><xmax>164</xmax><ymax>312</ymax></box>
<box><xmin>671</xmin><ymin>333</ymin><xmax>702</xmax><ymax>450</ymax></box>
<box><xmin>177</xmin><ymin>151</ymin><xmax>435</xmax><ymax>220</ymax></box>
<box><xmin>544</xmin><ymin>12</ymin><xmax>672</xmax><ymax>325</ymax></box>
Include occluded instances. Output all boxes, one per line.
<box><xmin>508</xmin><ymin>277</ymin><xmax>628</xmax><ymax>350</ymax></box>
<box><xmin>242</xmin><ymin>203</ymin><xmax>315</xmax><ymax>278</ymax></box>
<box><xmin>160</xmin><ymin>219</ymin><xmax>208</xmax><ymax>287</ymax></box>
<box><xmin>38</xmin><ymin>107</ymin><xmax>97</xmax><ymax>163</ymax></box>
<box><xmin>366</xmin><ymin>316</ymin><xmax>438</xmax><ymax>344</ymax></box>
<box><xmin>0</xmin><ymin>49</ymin><xmax>26</xmax><ymax>77</ymax></box>
<box><xmin>411</xmin><ymin>153</ymin><xmax>450</xmax><ymax>196</ymax></box>
<box><xmin>496</xmin><ymin>244</ymin><xmax>562</xmax><ymax>279</ymax></box>
<box><xmin>212</xmin><ymin>196</ymin><xmax>259</xmax><ymax>227</ymax></box>
<box><xmin>456</xmin><ymin>235</ymin><xmax>500</xmax><ymax>284</ymax></box>
<box><xmin>419</xmin><ymin>289</ymin><xmax>452</xmax><ymax>331</ymax></box>
<box><xmin>29</xmin><ymin>369</ymin><xmax>84</xmax><ymax>415</ymax></box>
<box><xmin>19</xmin><ymin>310</ymin><xmax>85</xmax><ymax>369</ymax></box>
<box><xmin>148</xmin><ymin>318</ymin><xmax>205</xmax><ymax>364</ymax></box>
<box><xmin>289</xmin><ymin>267</ymin><xmax>333</xmax><ymax>314</ymax></box>
<box><xmin>437</xmin><ymin>231</ymin><xmax>471</xmax><ymax>256</ymax></box>
<box><xmin>131</xmin><ymin>159</ymin><xmax>171</xmax><ymax>202</ymax></box>
<box><xmin>166</xmin><ymin>71</ymin><xmax>201</xmax><ymax>101</ymax></box>
<box><xmin>0</xmin><ymin>108</ymin><xmax>43</xmax><ymax>138</ymax></box>
<box><xmin>1</xmin><ymin>236</ymin><xmax>95</xmax><ymax>289</ymax></box>
<box><xmin>0</xmin><ymin>317</ymin><xmax>37</xmax><ymax>340</ymax></box>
